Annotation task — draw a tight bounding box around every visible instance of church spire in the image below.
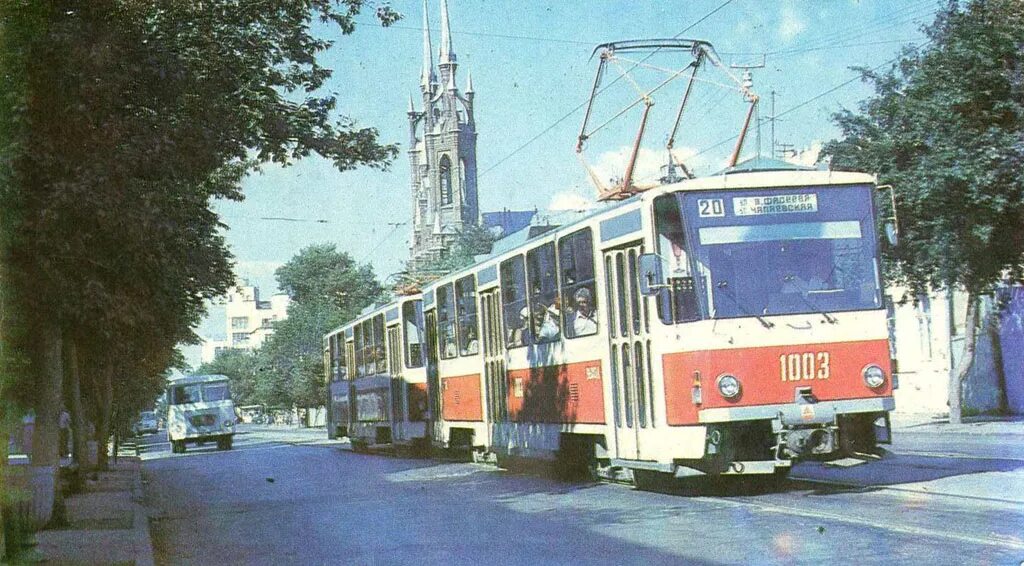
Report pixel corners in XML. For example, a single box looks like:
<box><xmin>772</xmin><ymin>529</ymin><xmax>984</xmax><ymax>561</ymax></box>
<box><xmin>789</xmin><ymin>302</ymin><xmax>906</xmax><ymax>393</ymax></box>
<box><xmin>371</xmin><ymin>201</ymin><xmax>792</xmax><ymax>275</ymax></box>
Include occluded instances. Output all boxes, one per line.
<box><xmin>420</xmin><ymin>0</ymin><xmax>436</xmax><ymax>89</ymax></box>
<box><xmin>439</xmin><ymin>0</ymin><xmax>456</xmax><ymax>65</ymax></box>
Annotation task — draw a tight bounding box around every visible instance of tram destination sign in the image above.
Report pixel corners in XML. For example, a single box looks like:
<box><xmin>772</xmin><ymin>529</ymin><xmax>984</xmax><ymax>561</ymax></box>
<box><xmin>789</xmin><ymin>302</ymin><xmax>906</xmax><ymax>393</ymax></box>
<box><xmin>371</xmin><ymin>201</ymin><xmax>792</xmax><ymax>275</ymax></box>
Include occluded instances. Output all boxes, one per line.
<box><xmin>733</xmin><ymin>193</ymin><xmax>817</xmax><ymax>216</ymax></box>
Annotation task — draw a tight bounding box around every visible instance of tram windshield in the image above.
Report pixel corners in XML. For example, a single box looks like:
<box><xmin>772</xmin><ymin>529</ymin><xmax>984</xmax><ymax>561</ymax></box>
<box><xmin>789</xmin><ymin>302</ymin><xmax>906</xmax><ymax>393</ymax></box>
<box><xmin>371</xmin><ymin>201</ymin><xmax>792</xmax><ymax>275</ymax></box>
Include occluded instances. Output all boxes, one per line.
<box><xmin>655</xmin><ymin>184</ymin><xmax>882</xmax><ymax>322</ymax></box>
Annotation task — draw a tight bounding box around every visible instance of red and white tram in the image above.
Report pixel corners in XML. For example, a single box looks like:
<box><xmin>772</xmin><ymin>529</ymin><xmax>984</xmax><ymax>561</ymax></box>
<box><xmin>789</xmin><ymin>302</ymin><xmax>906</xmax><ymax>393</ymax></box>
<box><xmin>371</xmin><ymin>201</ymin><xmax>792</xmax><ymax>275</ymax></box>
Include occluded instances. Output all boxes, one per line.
<box><xmin>328</xmin><ymin>167</ymin><xmax>895</xmax><ymax>485</ymax></box>
<box><xmin>325</xmin><ymin>296</ymin><xmax>429</xmax><ymax>451</ymax></box>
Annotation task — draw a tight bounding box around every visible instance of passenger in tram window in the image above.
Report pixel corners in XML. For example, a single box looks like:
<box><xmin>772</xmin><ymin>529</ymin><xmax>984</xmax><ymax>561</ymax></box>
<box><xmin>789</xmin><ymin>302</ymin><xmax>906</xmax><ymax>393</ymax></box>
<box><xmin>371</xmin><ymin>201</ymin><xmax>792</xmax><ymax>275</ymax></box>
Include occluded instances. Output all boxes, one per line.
<box><xmin>462</xmin><ymin>326</ymin><xmax>479</xmax><ymax>356</ymax></box>
<box><xmin>531</xmin><ymin>301</ymin><xmax>560</xmax><ymax>343</ymax></box>
<box><xmin>569</xmin><ymin>287</ymin><xmax>598</xmax><ymax>337</ymax></box>
<box><xmin>443</xmin><ymin>335</ymin><xmax>457</xmax><ymax>359</ymax></box>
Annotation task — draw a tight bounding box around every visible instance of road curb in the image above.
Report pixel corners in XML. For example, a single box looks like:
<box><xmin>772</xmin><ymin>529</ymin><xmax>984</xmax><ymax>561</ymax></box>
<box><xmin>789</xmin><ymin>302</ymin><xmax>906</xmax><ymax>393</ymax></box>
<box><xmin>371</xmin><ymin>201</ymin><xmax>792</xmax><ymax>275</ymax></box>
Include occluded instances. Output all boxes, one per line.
<box><xmin>130</xmin><ymin>458</ymin><xmax>155</xmax><ymax>566</ymax></box>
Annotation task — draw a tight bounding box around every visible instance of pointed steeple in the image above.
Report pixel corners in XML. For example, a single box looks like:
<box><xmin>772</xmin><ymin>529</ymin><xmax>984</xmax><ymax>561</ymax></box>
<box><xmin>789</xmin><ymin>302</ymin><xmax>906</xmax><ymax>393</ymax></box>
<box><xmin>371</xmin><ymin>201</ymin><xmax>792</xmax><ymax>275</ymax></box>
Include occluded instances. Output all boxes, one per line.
<box><xmin>439</xmin><ymin>0</ymin><xmax>456</xmax><ymax>64</ymax></box>
<box><xmin>420</xmin><ymin>0</ymin><xmax>436</xmax><ymax>89</ymax></box>
<box><xmin>465</xmin><ymin>72</ymin><xmax>474</xmax><ymax>94</ymax></box>
<box><xmin>407</xmin><ymin>94</ymin><xmax>416</xmax><ymax>114</ymax></box>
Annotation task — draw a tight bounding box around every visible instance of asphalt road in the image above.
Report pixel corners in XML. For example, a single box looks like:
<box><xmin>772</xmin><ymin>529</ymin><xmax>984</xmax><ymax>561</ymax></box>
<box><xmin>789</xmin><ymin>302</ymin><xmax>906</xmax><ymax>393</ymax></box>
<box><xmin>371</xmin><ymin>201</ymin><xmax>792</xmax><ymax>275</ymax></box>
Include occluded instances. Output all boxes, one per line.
<box><xmin>139</xmin><ymin>426</ymin><xmax>1024</xmax><ymax>565</ymax></box>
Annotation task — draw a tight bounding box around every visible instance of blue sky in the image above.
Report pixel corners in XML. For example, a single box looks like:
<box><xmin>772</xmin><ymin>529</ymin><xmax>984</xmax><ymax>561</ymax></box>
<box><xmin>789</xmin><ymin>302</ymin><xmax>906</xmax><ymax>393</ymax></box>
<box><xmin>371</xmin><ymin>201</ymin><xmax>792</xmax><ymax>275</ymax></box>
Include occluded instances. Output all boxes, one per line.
<box><xmin>194</xmin><ymin>0</ymin><xmax>940</xmax><ymax>350</ymax></box>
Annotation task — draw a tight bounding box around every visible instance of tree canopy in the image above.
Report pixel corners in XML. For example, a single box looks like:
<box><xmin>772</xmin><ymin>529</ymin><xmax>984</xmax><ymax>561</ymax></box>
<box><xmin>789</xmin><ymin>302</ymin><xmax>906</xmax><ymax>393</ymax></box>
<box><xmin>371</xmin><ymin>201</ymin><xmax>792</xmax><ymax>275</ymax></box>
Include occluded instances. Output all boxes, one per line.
<box><xmin>0</xmin><ymin>0</ymin><xmax>401</xmax><ymax>481</ymax></box>
<box><xmin>208</xmin><ymin>244</ymin><xmax>385</xmax><ymax>409</ymax></box>
<box><xmin>825</xmin><ymin>0</ymin><xmax>1023</xmax><ymax>422</ymax></box>
<box><xmin>825</xmin><ymin>0</ymin><xmax>1024</xmax><ymax>295</ymax></box>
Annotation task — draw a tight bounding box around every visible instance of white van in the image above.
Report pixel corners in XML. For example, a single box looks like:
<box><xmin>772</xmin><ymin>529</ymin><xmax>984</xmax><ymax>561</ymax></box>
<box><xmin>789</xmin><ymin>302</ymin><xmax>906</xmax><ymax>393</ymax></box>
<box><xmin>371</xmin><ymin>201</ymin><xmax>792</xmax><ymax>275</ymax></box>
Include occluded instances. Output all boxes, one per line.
<box><xmin>166</xmin><ymin>374</ymin><xmax>236</xmax><ymax>453</ymax></box>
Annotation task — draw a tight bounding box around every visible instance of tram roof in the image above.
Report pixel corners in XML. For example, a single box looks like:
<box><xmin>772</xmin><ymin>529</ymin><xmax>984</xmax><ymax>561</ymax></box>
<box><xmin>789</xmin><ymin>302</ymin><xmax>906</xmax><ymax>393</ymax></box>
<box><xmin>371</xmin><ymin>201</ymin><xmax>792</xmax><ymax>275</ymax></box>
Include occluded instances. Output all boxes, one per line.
<box><xmin>422</xmin><ymin>168</ymin><xmax>876</xmax><ymax>291</ymax></box>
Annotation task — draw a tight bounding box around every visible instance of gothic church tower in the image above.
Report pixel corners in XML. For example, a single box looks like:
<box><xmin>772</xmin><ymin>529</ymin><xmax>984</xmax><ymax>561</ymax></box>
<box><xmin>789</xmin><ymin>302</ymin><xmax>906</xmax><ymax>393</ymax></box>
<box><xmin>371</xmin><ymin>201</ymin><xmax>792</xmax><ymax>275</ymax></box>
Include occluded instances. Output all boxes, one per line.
<box><xmin>408</xmin><ymin>0</ymin><xmax>479</xmax><ymax>268</ymax></box>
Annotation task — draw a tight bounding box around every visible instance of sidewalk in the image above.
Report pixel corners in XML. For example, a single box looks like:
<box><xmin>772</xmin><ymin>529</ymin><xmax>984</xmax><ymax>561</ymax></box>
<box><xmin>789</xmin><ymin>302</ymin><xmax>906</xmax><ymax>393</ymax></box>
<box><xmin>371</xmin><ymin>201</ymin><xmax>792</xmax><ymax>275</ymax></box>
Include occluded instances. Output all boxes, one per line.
<box><xmin>891</xmin><ymin>410</ymin><xmax>1024</xmax><ymax>435</ymax></box>
<box><xmin>33</xmin><ymin>454</ymin><xmax>154</xmax><ymax>566</ymax></box>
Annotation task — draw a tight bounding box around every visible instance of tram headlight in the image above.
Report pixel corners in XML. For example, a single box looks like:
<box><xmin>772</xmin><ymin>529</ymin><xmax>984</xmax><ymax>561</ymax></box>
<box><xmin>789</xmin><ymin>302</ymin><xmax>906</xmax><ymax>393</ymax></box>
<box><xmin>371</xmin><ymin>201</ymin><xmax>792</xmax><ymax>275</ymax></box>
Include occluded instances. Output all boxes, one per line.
<box><xmin>716</xmin><ymin>374</ymin><xmax>742</xmax><ymax>399</ymax></box>
<box><xmin>862</xmin><ymin>364</ymin><xmax>886</xmax><ymax>388</ymax></box>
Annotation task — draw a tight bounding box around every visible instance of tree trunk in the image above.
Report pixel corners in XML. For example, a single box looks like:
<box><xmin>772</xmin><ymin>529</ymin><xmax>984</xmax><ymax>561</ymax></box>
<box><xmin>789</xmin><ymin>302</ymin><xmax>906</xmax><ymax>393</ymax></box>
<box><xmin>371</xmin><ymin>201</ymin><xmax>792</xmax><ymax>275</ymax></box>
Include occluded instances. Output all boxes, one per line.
<box><xmin>987</xmin><ymin>299</ymin><xmax>1009</xmax><ymax>414</ymax></box>
<box><xmin>29</xmin><ymin>326</ymin><xmax>63</xmax><ymax>527</ymax></box>
<box><xmin>949</xmin><ymin>291</ymin><xmax>979</xmax><ymax>424</ymax></box>
<box><xmin>94</xmin><ymin>363</ymin><xmax>114</xmax><ymax>472</ymax></box>
<box><xmin>64</xmin><ymin>337</ymin><xmax>89</xmax><ymax>471</ymax></box>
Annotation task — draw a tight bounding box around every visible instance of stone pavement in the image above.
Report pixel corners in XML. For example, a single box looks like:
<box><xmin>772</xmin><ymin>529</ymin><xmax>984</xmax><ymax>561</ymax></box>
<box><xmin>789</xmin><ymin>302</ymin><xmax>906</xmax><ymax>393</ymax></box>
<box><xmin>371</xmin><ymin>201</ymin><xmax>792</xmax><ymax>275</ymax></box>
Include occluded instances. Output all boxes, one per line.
<box><xmin>33</xmin><ymin>455</ymin><xmax>154</xmax><ymax>566</ymax></box>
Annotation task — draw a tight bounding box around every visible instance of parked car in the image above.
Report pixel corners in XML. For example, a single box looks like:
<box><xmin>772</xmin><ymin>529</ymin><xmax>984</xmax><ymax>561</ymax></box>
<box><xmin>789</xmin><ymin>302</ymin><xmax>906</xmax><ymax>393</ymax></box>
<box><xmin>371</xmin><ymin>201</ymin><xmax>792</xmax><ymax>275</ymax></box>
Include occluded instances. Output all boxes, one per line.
<box><xmin>132</xmin><ymin>411</ymin><xmax>160</xmax><ymax>436</ymax></box>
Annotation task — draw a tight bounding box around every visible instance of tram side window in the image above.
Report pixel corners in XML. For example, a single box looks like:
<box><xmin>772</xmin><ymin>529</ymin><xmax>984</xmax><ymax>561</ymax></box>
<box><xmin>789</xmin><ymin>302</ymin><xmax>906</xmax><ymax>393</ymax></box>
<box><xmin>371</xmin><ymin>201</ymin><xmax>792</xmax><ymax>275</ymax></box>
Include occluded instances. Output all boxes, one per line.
<box><xmin>527</xmin><ymin>242</ymin><xmax>560</xmax><ymax>343</ymax></box>
<box><xmin>654</xmin><ymin>195</ymin><xmax>701</xmax><ymax>324</ymax></box>
<box><xmin>455</xmin><ymin>276</ymin><xmax>480</xmax><ymax>356</ymax></box>
<box><xmin>336</xmin><ymin>335</ymin><xmax>347</xmax><ymax>380</ymax></box>
<box><xmin>437</xmin><ymin>284</ymin><xmax>457</xmax><ymax>359</ymax></box>
<box><xmin>354</xmin><ymin>325</ymin><xmax>365</xmax><ymax>377</ymax></box>
<box><xmin>372</xmin><ymin>315</ymin><xmax>386</xmax><ymax>374</ymax></box>
<box><xmin>328</xmin><ymin>336</ymin><xmax>339</xmax><ymax>382</ymax></box>
<box><xmin>500</xmin><ymin>256</ymin><xmax>529</xmax><ymax>348</ymax></box>
<box><xmin>361</xmin><ymin>320</ymin><xmax>375</xmax><ymax>375</ymax></box>
<box><xmin>558</xmin><ymin>228</ymin><xmax>598</xmax><ymax>339</ymax></box>
<box><xmin>403</xmin><ymin>301</ymin><xmax>425</xmax><ymax>368</ymax></box>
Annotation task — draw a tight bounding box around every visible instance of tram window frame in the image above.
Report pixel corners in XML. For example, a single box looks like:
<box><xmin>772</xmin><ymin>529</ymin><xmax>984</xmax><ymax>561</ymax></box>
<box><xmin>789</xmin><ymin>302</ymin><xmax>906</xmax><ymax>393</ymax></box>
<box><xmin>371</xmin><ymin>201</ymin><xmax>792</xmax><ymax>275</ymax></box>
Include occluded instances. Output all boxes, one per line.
<box><xmin>455</xmin><ymin>275</ymin><xmax>480</xmax><ymax>357</ymax></box>
<box><xmin>336</xmin><ymin>334</ymin><xmax>347</xmax><ymax>380</ymax></box>
<box><xmin>361</xmin><ymin>320</ymin><xmax>375</xmax><ymax>375</ymax></box>
<box><xmin>558</xmin><ymin>228</ymin><xmax>598</xmax><ymax>339</ymax></box>
<box><xmin>628</xmin><ymin>250</ymin><xmax>642</xmax><ymax>335</ymax></box>
<box><xmin>402</xmin><ymin>301</ymin><xmax>425</xmax><ymax>369</ymax></box>
<box><xmin>345</xmin><ymin>339</ymin><xmax>355</xmax><ymax>379</ymax></box>
<box><xmin>372</xmin><ymin>315</ymin><xmax>386</xmax><ymax>374</ymax></box>
<box><xmin>324</xmin><ymin>337</ymin><xmax>332</xmax><ymax>385</ymax></box>
<box><xmin>437</xmin><ymin>284</ymin><xmax>458</xmax><ymax>360</ymax></box>
<box><xmin>526</xmin><ymin>242</ymin><xmax>560</xmax><ymax>344</ymax></box>
<box><xmin>654</xmin><ymin>194</ymin><xmax>701</xmax><ymax>325</ymax></box>
<box><xmin>500</xmin><ymin>255</ymin><xmax>529</xmax><ymax>349</ymax></box>
<box><xmin>353</xmin><ymin>325</ymin><xmax>364</xmax><ymax>377</ymax></box>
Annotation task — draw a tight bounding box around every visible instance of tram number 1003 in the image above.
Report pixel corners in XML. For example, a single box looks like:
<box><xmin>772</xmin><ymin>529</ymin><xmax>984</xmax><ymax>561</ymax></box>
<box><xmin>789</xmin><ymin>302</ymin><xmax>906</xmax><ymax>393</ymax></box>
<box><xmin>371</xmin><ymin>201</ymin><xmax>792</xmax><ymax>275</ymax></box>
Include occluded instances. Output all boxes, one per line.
<box><xmin>779</xmin><ymin>352</ymin><xmax>830</xmax><ymax>382</ymax></box>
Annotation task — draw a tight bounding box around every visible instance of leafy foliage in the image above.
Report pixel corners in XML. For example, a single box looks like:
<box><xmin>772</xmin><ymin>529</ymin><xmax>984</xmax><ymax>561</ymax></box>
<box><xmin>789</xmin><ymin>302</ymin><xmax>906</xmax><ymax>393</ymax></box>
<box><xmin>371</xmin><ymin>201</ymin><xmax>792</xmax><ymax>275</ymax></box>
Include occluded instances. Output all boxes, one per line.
<box><xmin>825</xmin><ymin>0</ymin><xmax>1024</xmax><ymax>295</ymax></box>
<box><xmin>0</xmin><ymin>0</ymin><xmax>401</xmax><ymax>466</ymax></box>
<box><xmin>235</xmin><ymin>245</ymin><xmax>385</xmax><ymax>408</ymax></box>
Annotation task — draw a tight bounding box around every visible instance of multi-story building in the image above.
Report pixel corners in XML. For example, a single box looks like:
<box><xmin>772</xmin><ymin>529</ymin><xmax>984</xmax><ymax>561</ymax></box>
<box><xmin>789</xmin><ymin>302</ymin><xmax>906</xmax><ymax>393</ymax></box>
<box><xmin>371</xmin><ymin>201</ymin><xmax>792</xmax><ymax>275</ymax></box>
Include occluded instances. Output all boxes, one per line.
<box><xmin>200</xmin><ymin>281</ymin><xmax>290</xmax><ymax>363</ymax></box>
<box><xmin>224</xmin><ymin>283</ymin><xmax>289</xmax><ymax>349</ymax></box>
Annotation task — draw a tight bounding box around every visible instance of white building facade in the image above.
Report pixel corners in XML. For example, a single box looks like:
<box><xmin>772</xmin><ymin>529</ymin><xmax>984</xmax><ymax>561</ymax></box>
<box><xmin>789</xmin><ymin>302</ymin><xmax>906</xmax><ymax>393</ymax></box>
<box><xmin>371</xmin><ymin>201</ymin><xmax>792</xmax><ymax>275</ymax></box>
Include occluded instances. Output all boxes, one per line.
<box><xmin>200</xmin><ymin>282</ymin><xmax>290</xmax><ymax>363</ymax></box>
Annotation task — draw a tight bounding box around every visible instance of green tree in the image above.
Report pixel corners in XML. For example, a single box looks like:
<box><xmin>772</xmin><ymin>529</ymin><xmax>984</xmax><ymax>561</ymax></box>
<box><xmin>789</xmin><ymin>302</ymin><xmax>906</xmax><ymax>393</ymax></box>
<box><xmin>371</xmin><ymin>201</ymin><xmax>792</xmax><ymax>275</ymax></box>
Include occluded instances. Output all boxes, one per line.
<box><xmin>196</xmin><ymin>349</ymin><xmax>262</xmax><ymax>407</ymax></box>
<box><xmin>0</xmin><ymin>0</ymin><xmax>401</xmax><ymax>524</ymax></box>
<box><xmin>259</xmin><ymin>244</ymin><xmax>385</xmax><ymax>410</ymax></box>
<box><xmin>275</xmin><ymin>243</ymin><xmax>386</xmax><ymax>317</ymax></box>
<box><xmin>825</xmin><ymin>0</ymin><xmax>1024</xmax><ymax>422</ymax></box>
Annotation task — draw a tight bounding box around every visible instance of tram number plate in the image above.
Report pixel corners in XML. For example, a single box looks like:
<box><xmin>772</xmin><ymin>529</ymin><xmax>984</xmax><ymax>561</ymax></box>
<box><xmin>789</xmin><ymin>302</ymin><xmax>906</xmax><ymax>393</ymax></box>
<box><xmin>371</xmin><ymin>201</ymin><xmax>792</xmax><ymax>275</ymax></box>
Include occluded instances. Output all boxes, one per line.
<box><xmin>697</xmin><ymin>198</ymin><xmax>725</xmax><ymax>217</ymax></box>
<box><xmin>779</xmin><ymin>352</ymin><xmax>830</xmax><ymax>382</ymax></box>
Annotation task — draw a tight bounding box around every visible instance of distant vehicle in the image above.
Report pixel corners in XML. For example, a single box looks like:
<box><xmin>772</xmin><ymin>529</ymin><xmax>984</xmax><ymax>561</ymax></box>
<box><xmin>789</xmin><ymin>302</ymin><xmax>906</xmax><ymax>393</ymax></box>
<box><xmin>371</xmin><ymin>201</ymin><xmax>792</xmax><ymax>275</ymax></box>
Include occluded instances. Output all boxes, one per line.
<box><xmin>132</xmin><ymin>411</ymin><xmax>159</xmax><ymax>436</ymax></box>
<box><xmin>166</xmin><ymin>374</ymin><xmax>236</xmax><ymax>453</ymax></box>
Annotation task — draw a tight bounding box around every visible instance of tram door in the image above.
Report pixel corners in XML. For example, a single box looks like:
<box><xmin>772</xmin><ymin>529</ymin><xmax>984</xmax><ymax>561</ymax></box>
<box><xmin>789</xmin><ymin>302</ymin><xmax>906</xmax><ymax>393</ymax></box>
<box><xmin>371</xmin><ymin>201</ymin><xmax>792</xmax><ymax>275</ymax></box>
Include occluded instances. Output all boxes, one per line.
<box><xmin>424</xmin><ymin>309</ymin><xmax>443</xmax><ymax>445</ymax></box>
<box><xmin>604</xmin><ymin>244</ymin><xmax>655</xmax><ymax>461</ymax></box>
<box><xmin>480</xmin><ymin>289</ymin><xmax>508</xmax><ymax>448</ymax></box>
<box><xmin>387</xmin><ymin>326</ymin><xmax>403</xmax><ymax>442</ymax></box>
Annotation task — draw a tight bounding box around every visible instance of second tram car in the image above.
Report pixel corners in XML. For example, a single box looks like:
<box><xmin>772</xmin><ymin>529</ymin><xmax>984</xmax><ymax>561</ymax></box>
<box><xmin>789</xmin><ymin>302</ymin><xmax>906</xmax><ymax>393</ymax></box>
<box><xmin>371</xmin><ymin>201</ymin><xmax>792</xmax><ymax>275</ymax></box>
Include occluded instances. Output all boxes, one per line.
<box><xmin>327</xmin><ymin>167</ymin><xmax>895</xmax><ymax>486</ymax></box>
<box><xmin>325</xmin><ymin>296</ymin><xmax>429</xmax><ymax>451</ymax></box>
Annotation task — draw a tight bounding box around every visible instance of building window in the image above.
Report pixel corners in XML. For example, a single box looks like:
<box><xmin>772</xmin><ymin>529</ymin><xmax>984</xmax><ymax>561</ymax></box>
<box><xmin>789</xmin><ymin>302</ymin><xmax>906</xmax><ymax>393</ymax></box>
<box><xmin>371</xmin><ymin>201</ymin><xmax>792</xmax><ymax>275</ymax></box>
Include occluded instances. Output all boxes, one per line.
<box><xmin>231</xmin><ymin>316</ymin><xmax>248</xmax><ymax>329</ymax></box>
<box><xmin>232</xmin><ymin>333</ymin><xmax>249</xmax><ymax>343</ymax></box>
<box><xmin>261</xmin><ymin>318</ymin><xmax>273</xmax><ymax>328</ymax></box>
<box><xmin>440</xmin><ymin>155</ymin><xmax>453</xmax><ymax>205</ymax></box>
